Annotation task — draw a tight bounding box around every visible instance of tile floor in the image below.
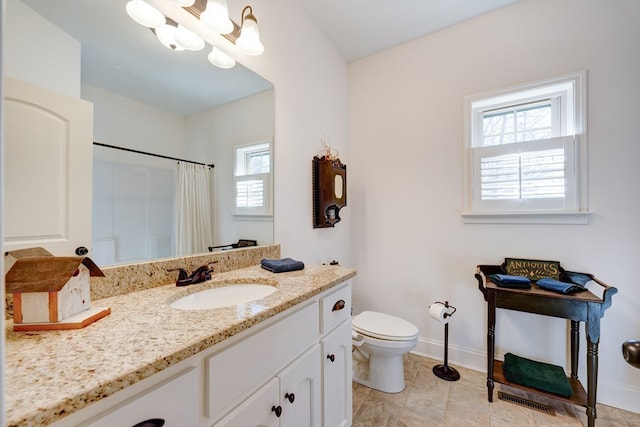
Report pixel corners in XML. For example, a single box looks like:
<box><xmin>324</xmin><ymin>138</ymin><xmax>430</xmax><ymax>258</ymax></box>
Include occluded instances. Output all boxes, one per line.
<box><xmin>352</xmin><ymin>353</ymin><xmax>640</xmax><ymax>427</ymax></box>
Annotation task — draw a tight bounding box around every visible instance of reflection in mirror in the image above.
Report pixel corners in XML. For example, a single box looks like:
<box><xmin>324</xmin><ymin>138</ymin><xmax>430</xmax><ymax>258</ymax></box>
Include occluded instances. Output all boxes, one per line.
<box><xmin>334</xmin><ymin>175</ymin><xmax>344</xmax><ymax>199</ymax></box>
<box><xmin>10</xmin><ymin>0</ymin><xmax>275</xmax><ymax>266</ymax></box>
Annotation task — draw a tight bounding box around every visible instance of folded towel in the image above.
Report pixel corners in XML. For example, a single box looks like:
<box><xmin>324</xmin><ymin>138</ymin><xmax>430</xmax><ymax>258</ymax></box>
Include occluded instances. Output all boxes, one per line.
<box><xmin>488</xmin><ymin>274</ymin><xmax>531</xmax><ymax>289</ymax></box>
<box><xmin>563</xmin><ymin>271</ymin><xmax>593</xmax><ymax>287</ymax></box>
<box><xmin>503</xmin><ymin>352</ymin><xmax>573</xmax><ymax>397</ymax></box>
<box><xmin>536</xmin><ymin>278</ymin><xmax>586</xmax><ymax>294</ymax></box>
<box><xmin>261</xmin><ymin>258</ymin><xmax>305</xmax><ymax>273</ymax></box>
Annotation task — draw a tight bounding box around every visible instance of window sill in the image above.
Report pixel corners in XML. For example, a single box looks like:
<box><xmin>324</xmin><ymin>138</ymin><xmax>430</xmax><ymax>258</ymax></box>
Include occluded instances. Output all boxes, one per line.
<box><xmin>232</xmin><ymin>214</ymin><xmax>273</xmax><ymax>221</ymax></box>
<box><xmin>461</xmin><ymin>211</ymin><xmax>591</xmax><ymax>225</ymax></box>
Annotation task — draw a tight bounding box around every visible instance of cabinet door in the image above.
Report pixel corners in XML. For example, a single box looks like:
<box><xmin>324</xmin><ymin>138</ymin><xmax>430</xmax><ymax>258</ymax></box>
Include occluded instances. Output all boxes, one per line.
<box><xmin>322</xmin><ymin>321</ymin><xmax>352</xmax><ymax>427</ymax></box>
<box><xmin>223</xmin><ymin>377</ymin><xmax>280</xmax><ymax>427</ymax></box>
<box><xmin>279</xmin><ymin>345</ymin><xmax>321</xmax><ymax>427</ymax></box>
<box><xmin>3</xmin><ymin>77</ymin><xmax>93</xmax><ymax>255</ymax></box>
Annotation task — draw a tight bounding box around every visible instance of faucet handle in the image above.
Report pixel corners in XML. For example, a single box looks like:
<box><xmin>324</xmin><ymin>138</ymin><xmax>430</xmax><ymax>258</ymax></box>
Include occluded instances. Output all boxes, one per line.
<box><xmin>167</xmin><ymin>268</ymin><xmax>190</xmax><ymax>286</ymax></box>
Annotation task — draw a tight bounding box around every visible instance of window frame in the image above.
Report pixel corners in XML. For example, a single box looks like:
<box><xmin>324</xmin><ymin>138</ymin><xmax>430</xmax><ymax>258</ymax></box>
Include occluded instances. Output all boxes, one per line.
<box><xmin>462</xmin><ymin>71</ymin><xmax>589</xmax><ymax>224</ymax></box>
<box><xmin>233</xmin><ymin>141</ymin><xmax>273</xmax><ymax>218</ymax></box>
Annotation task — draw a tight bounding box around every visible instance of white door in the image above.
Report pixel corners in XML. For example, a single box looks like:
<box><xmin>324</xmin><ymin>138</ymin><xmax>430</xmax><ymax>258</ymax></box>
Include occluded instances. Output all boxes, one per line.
<box><xmin>322</xmin><ymin>321</ymin><xmax>353</xmax><ymax>427</ymax></box>
<box><xmin>3</xmin><ymin>77</ymin><xmax>93</xmax><ymax>256</ymax></box>
<box><xmin>279</xmin><ymin>345</ymin><xmax>321</xmax><ymax>427</ymax></box>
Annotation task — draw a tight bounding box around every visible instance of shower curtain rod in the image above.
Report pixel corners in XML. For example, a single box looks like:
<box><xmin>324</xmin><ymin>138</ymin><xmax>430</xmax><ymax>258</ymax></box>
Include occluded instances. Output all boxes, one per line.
<box><xmin>93</xmin><ymin>142</ymin><xmax>215</xmax><ymax>168</ymax></box>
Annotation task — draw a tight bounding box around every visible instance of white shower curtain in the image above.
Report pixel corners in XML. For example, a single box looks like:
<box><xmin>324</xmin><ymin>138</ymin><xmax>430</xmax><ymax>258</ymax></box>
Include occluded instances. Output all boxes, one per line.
<box><xmin>175</xmin><ymin>162</ymin><xmax>214</xmax><ymax>255</ymax></box>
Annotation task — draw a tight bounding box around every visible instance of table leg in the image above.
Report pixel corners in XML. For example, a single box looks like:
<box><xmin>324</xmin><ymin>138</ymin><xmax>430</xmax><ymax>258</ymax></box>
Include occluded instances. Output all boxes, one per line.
<box><xmin>586</xmin><ymin>311</ymin><xmax>601</xmax><ymax>427</ymax></box>
<box><xmin>487</xmin><ymin>297</ymin><xmax>496</xmax><ymax>402</ymax></box>
<box><xmin>585</xmin><ymin>338</ymin><xmax>598</xmax><ymax>427</ymax></box>
<box><xmin>570</xmin><ymin>320</ymin><xmax>579</xmax><ymax>379</ymax></box>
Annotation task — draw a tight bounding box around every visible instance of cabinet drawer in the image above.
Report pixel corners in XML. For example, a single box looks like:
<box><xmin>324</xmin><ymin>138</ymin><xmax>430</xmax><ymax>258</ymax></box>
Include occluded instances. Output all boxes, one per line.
<box><xmin>82</xmin><ymin>367</ymin><xmax>198</xmax><ymax>427</ymax></box>
<box><xmin>206</xmin><ymin>301</ymin><xmax>319</xmax><ymax>422</ymax></box>
<box><xmin>320</xmin><ymin>282</ymin><xmax>351</xmax><ymax>334</ymax></box>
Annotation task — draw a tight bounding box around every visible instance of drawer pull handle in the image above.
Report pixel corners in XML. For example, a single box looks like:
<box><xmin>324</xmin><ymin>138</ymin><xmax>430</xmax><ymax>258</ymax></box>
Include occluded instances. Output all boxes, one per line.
<box><xmin>332</xmin><ymin>300</ymin><xmax>346</xmax><ymax>311</ymax></box>
<box><xmin>132</xmin><ymin>419</ymin><xmax>165</xmax><ymax>427</ymax></box>
<box><xmin>285</xmin><ymin>392</ymin><xmax>295</xmax><ymax>403</ymax></box>
<box><xmin>327</xmin><ymin>354</ymin><xmax>336</xmax><ymax>362</ymax></box>
<box><xmin>272</xmin><ymin>405</ymin><xmax>283</xmax><ymax>417</ymax></box>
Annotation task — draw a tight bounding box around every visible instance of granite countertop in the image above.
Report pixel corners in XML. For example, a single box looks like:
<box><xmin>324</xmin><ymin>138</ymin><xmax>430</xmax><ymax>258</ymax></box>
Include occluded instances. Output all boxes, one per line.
<box><xmin>5</xmin><ymin>263</ymin><xmax>356</xmax><ymax>427</ymax></box>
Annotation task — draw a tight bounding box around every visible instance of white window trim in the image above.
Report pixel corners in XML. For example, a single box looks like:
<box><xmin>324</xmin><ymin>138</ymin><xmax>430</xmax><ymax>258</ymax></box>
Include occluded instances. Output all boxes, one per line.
<box><xmin>233</xmin><ymin>141</ymin><xmax>273</xmax><ymax>217</ymax></box>
<box><xmin>462</xmin><ymin>71</ymin><xmax>590</xmax><ymax>224</ymax></box>
<box><xmin>471</xmin><ymin>136</ymin><xmax>578</xmax><ymax>212</ymax></box>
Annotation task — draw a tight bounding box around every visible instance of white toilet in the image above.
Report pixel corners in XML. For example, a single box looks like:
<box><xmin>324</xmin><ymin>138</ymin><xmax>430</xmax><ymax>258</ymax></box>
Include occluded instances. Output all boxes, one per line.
<box><xmin>351</xmin><ymin>310</ymin><xmax>419</xmax><ymax>393</ymax></box>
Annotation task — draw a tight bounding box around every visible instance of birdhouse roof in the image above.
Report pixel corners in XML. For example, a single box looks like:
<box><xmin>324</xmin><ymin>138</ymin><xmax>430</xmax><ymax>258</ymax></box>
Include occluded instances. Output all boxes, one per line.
<box><xmin>5</xmin><ymin>256</ymin><xmax>105</xmax><ymax>294</ymax></box>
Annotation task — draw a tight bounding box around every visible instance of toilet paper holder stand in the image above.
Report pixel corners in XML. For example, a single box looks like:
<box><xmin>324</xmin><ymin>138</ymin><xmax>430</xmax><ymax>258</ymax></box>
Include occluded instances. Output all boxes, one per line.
<box><xmin>431</xmin><ymin>301</ymin><xmax>460</xmax><ymax>381</ymax></box>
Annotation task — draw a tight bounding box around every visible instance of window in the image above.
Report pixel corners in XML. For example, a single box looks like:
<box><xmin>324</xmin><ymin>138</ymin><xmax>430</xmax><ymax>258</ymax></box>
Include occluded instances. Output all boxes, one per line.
<box><xmin>234</xmin><ymin>142</ymin><xmax>272</xmax><ymax>216</ymax></box>
<box><xmin>463</xmin><ymin>72</ymin><xmax>587</xmax><ymax>223</ymax></box>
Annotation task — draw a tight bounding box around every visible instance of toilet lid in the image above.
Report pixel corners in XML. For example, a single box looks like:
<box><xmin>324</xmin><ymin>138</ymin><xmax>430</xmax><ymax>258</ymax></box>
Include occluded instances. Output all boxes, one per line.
<box><xmin>352</xmin><ymin>311</ymin><xmax>418</xmax><ymax>341</ymax></box>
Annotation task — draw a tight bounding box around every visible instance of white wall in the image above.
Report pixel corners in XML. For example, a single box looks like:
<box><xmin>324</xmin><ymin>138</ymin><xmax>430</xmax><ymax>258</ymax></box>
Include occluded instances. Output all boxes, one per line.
<box><xmin>349</xmin><ymin>0</ymin><xmax>640</xmax><ymax>412</ymax></box>
<box><xmin>187</xmin><ymin>90</ymin><xmax>274</xmax><ymax>247</ymax></box>
<box><xmin>4</xmin><ymin>0</ymin><xmax>80</xmax><ymax>97</ymax></box>
<box><xmin>83</xmin><ymin>84</ymin><xmax>188</xmax><ymax>158</ymax></box>
<box><xmin>233</xmin><ymin>0</ymin><xmax>351</xmax><ymax>266</ymax></box>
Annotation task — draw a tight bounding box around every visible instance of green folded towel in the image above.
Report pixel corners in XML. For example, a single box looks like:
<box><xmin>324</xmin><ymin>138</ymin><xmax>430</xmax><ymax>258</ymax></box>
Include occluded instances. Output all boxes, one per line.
<box><xmin>503</xmin><ymin>353</ymin><xmax>573</xmax><ymax>397</ymax></box>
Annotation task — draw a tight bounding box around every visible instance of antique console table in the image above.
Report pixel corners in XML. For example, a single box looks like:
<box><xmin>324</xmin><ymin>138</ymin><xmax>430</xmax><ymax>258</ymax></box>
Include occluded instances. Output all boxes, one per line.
<box><xmin>475</xmin><ymin>265</ymin><xmax>617</xmax><ymax>427</ymax></box>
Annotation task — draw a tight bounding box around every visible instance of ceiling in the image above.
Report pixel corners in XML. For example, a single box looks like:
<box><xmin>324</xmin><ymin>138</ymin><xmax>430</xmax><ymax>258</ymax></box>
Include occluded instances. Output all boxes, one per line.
<box><xmin>18</xmin><ymin>0</ymin><xmax>522</xmax><ymax>116</ymax></box>
<box><xmin>300</xmin><ymin>0</ymin><xmax>523</xmax><ymax>62</ymax></box>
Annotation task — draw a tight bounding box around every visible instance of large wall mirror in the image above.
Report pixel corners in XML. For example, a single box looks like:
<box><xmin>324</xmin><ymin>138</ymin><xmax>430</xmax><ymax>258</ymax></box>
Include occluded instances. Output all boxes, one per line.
<box><xmin>6</xmin><ymin>0</ymin><xmax>275</xmax><ymax>266</ymax></box>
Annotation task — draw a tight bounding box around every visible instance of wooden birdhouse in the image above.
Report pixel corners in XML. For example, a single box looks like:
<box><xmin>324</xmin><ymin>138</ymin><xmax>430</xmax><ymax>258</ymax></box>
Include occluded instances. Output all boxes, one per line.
<box><xmin>5</xmin><ymin>248</ymin><xmax>110</xmax><ymax>332</ymax></box>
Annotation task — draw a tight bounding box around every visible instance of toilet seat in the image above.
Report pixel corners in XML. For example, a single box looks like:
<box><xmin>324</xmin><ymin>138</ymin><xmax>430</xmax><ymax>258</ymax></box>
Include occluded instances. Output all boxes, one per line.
<box><xmin>353</xmin><ymin>311</ymin><xmax>418</xmax><ymax>342</ymax></box>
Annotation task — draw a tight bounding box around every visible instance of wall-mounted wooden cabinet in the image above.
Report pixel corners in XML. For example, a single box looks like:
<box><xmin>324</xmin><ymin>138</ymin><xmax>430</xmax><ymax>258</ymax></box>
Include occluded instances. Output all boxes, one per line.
<box><xmin>312</xmin><ymin>157</ymin><xmax>347</xmax><ymax>228</ymax></box>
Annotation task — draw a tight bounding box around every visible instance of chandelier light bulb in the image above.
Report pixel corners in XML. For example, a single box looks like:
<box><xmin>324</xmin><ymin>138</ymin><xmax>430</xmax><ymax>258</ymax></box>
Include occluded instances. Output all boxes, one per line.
<box><xmin>155</xmin><ymin>24</ymin><xmax>185</xmax><ymax>51</ymax></box>
<box><xmin>236</xmin><ymin>10</ymin><xmax>264</xmax><ymax>56</ymax></box>
<box><xmin>200</xmin><ymin>0</ymin><xmax>234</xmax><ymax>34</ymax></box>
<box><xmin>175</xmin><ymin>25</ymin><xmax>205</xmax><ymax>51</ymax></box>
<box><xmin>208</xmin><ymin>46</ymin><xmax>236</xmax><ymax>69</ymax></box>
<box><xmin>125</xmin><ymin>0</ymin><xmax>165</xmax><ymax>28</ymax></box>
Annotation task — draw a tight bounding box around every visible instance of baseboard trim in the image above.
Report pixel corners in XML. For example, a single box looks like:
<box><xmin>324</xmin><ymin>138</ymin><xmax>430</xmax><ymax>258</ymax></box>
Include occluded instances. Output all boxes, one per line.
<box><xmin>597</xmin><ymin>381</ymin><xmax>640</xmax><ymax>414</ymax></box>
<box><xmin>412</xmin><ymin>337</ymin><xmax>486</xmax><ymax>373</ymax></box>
<box><xmin>411</xmin><ymin>337</ymin><xmax>640</xmax><ymax>414</ymax></box>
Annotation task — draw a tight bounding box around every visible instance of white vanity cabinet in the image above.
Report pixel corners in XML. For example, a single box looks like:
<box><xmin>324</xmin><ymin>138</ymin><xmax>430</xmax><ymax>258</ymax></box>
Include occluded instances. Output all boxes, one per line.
<box><xmin>209</xmin><ymin>281</ymin><xmax>353</xmax><ymax>427</ymax></box>
<box><xmin>48</xmin><ymin>281</ymin><xmax>352</xmax><ymax>427</ymax></box>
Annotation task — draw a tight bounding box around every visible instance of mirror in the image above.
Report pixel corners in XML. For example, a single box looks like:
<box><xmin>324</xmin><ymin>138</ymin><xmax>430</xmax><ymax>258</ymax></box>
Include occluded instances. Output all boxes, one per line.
<box><xmin>9</xmin><ymin>0</ymin><xmax>275</xmax><ymax>265</ymax></box>
<box><xmin>334</xmin><ymin>175</ymin><xmax>344</xmax><ymax>199</ymax></box>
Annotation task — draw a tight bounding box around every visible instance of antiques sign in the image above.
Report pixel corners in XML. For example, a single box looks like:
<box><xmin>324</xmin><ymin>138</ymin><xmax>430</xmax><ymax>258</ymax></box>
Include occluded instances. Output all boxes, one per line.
<box><xmin>504</xmin><ymin>258</ymin><xmax>561</xmax><ymax>281</ymax></box>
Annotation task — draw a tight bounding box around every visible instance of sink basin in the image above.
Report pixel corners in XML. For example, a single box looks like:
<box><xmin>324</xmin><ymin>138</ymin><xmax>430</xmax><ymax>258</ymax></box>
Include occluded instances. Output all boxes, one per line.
<box><xmin>169</xmin><ymin>284</ymin><xmax>277</xmax><ymax>310</ymax></box>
